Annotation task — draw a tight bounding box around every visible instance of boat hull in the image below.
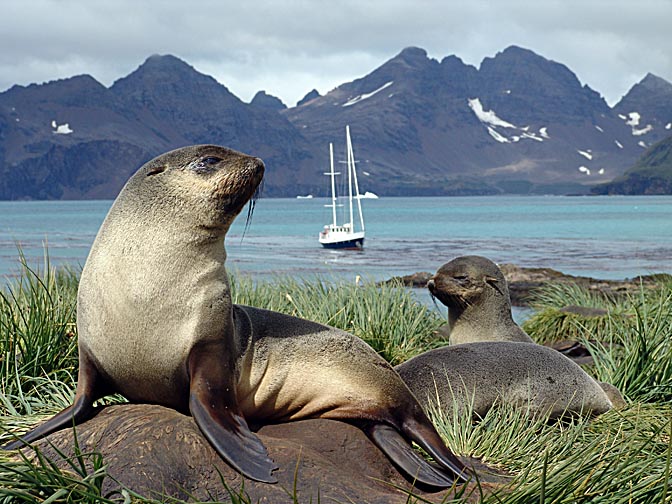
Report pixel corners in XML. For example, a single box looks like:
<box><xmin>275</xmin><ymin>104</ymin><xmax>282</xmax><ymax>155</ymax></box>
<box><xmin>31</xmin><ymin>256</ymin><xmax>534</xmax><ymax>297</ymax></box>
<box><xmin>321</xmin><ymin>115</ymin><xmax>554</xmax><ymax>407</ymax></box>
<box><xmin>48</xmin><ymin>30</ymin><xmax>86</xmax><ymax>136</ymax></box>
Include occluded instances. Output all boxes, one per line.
<box><xmin>320</xmin><ymin>237</ymin><xmax>364</xmax><ymax>250</ymax></box>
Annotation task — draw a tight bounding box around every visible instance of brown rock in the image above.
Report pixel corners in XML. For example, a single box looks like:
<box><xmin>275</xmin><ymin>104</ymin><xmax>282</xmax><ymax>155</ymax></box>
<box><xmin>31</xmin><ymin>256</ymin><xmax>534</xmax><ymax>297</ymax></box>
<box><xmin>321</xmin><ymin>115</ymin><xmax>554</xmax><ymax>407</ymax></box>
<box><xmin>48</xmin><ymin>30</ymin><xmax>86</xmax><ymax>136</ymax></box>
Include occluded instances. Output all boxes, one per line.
<box><xmin>31</xmin><ymin>404</ymin><xmax>505</xmax><ymax>503</ymax></box>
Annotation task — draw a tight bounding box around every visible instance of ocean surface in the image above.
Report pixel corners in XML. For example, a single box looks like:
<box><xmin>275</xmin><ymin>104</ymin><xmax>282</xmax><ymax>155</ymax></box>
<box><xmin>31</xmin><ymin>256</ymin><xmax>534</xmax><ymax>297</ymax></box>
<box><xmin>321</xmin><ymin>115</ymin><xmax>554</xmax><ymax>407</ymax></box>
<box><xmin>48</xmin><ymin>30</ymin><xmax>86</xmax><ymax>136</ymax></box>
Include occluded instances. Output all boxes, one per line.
<box><xmin>2</xmin><ymin>195</ymin><xmax>671</xmax><ymax>288</ymax></box>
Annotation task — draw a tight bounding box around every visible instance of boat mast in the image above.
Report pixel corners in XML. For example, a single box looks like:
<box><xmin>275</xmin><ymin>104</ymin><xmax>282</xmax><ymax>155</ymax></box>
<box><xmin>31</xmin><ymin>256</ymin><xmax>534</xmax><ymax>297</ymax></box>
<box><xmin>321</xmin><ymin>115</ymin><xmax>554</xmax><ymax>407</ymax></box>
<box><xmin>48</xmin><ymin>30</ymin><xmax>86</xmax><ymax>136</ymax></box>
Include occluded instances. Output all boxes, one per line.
<box><xmin>346</xmin><ymin>126</ymin><xmax>354</xmax><ymax>231</ymax></box>
<box><xmin>346</xmin><ymin>125</ymin><xmax>365</xmax><ymax>232</ymax></box>
<box><xmin>329</xmin><ymin>142</ymin><xmax>337</xmax><ymax>227</ymax></box>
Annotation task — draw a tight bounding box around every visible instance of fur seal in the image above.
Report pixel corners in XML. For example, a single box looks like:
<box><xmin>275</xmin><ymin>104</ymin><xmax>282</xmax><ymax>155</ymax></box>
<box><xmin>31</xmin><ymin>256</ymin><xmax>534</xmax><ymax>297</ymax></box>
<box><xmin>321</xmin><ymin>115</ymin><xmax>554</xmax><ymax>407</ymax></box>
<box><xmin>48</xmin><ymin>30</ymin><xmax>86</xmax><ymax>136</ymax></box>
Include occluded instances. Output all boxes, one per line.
<box><xmin>396</xmin><ymin>342</ymin><xmax>616</xmax><ymax>420</ymax></box>
<box><xmin>4</xmin><ymin>145</ymin><xmax>468</xmax><ymax>488</ymax></box>
<box><xmin>428</xmin><ymin>255</ymin><xmax>534</xmax><ymax>345</ymax></box>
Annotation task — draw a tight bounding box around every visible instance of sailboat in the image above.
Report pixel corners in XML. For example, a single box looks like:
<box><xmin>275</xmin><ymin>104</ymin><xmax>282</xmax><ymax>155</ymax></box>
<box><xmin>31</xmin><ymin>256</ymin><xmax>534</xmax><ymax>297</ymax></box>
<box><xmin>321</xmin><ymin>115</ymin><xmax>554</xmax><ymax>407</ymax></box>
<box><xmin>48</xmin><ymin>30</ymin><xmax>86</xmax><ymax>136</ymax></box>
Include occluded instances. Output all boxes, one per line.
<box><xmin>318</xmin><ymin>125</ymin><xmax>366</xmax><ymax>249</ymax></box>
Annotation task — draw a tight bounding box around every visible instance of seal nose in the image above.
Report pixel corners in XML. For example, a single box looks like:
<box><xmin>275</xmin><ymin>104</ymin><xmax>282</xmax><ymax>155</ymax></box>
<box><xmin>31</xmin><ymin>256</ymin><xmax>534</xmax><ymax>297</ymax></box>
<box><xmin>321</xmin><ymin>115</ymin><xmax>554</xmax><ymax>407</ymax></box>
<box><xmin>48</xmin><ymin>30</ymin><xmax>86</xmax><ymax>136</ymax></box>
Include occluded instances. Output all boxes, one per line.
<box><xmin>251</xmin><ymin>157</ymin><xmax>265</xmax><ymax>176</ymax></box>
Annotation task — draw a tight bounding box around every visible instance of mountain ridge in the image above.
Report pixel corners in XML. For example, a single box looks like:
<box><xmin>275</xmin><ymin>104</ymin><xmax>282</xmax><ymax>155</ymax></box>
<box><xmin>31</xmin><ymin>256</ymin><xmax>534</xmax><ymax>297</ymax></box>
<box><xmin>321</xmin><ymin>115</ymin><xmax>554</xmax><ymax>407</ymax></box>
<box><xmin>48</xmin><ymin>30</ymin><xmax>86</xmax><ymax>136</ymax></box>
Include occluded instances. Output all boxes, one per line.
<box><xmin>1</xmin><ymin>46</ymin><xmax>671</xmax><ymax>199</ymax></box>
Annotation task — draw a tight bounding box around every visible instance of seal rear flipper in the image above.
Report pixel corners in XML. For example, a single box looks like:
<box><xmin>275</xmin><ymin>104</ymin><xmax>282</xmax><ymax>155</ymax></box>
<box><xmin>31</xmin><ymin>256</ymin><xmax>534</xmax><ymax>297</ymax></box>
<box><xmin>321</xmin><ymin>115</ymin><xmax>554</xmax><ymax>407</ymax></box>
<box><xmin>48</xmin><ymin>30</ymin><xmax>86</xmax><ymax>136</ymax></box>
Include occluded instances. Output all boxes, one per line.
<box><xmin>402</xmin><ymin>417</ymin><xmax>470</xmax><ymax>484</ymax></box>
<box><xmin>367</xmin><ymin>423</ymin><xmax>463</xmax><ymax>489</ymax></box>
<box><xmin>188</xmin><ymin>342</ymin><xmax>278</xmax><ymax>484</ymax></box>
<box><xmin>3</xmin><ymin>346</ymin><xmax>100</xmax><ymax>450</ymax></box>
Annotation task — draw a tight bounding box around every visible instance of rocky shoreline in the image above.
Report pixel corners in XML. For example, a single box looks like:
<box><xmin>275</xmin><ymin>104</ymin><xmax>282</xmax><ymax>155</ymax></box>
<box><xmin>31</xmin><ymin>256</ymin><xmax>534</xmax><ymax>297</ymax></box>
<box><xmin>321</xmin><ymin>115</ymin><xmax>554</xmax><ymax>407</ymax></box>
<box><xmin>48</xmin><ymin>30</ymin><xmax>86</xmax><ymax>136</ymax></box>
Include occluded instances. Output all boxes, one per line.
<box><xmin>386</xmin><ymin>264</ymin><xmax>670</xmax><ymax>307</ymax></box>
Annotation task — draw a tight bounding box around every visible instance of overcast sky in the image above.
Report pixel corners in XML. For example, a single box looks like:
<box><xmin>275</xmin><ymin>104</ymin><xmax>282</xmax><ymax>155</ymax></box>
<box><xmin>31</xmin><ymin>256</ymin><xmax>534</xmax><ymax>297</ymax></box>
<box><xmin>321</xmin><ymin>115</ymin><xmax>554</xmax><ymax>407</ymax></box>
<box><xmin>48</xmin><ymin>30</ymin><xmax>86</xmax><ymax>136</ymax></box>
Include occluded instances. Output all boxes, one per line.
<box><xmin>2</xmin><ymin>0</ymin><xmax>671</xmax><ymax>107</ymax></box>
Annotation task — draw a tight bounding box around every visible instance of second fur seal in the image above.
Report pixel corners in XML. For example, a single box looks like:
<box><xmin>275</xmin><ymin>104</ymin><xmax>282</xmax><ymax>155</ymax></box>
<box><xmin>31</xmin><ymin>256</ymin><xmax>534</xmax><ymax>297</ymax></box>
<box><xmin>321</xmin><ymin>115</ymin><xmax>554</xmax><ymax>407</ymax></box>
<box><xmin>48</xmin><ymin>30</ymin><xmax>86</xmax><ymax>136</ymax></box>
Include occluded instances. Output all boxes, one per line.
<box><xmin>3</xmin><ymin>145</ymin><xmax>468</xmax><ymax>488</ymax></box>
<box><xmin>428</xmin><ymin>255</ymin><xmax>534</xmax><ymax>344</ymax></box>
<box><xmin>396</xmin><ymin>341</ymin><xmax>618</xmax><ymax>420</ymax></box>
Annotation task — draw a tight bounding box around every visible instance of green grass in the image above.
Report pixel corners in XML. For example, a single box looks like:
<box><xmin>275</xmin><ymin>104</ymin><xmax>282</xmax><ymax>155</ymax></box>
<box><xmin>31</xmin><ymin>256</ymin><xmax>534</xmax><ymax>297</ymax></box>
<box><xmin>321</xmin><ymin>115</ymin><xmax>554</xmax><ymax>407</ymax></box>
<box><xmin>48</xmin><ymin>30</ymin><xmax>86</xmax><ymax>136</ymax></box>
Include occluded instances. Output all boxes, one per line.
<box><xmin>1</xmin><ymin>259</ymin><xmax>671</xmax><ymax>502</ymax></box>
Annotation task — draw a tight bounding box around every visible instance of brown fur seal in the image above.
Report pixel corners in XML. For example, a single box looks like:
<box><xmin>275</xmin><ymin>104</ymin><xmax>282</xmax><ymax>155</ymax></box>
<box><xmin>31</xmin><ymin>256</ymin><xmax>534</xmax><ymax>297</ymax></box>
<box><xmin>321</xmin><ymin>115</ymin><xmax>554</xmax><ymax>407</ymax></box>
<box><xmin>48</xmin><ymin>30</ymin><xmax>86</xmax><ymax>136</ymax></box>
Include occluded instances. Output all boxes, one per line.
<box><xmin>428</xmin><ymin>255</ymin><xmax>534</xmax><ymax>344</ymax></box>
<box><xmin>4</xmin><ymin>145</ymin><xmax>467</xmax><ymax>488</ymax></box>
<box><xmin>396</xmin><ymin>342</ymin><xmax>616</xmax><ymax>420</ymax></box>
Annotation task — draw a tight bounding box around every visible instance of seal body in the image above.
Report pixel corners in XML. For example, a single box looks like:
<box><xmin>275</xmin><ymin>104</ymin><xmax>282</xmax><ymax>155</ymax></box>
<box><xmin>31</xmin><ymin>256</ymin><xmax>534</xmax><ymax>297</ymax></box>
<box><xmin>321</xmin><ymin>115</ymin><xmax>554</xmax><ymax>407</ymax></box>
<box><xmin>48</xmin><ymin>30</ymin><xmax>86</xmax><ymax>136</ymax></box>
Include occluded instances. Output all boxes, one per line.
<box><xmin>4</xmin><ymin>145</ymin><xmax>467</xmax><ymax>487</ymax></box>
<box><xmin>428</xmin><ymin>255</ymin><xmax>534</xmax><ymax>345</ymax></box>
<box><xmin>396</xmin><ymin>342</ymin><xmax>614</xmax><ymax>420</ymax></box>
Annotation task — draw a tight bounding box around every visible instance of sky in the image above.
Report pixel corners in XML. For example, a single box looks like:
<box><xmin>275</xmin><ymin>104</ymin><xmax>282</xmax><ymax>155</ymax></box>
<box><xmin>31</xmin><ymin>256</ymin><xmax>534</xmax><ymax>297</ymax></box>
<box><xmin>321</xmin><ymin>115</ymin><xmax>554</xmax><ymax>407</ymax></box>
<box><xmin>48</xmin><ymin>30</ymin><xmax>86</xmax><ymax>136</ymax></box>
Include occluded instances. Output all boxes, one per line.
<box><xmin>1</xmin><ymin>0</ymin><xmax>671</xmax><ymax>107</ymax></box>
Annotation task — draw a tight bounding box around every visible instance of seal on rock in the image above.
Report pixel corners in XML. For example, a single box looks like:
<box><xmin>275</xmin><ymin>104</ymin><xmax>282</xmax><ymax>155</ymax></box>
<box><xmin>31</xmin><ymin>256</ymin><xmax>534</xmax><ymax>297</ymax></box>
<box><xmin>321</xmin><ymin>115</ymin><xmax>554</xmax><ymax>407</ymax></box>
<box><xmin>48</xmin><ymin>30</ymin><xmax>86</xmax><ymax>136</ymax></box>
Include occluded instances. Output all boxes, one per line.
<box><xmin>396</xmin><ymin>341</ymin><xmax>616</xmax><ymax>420</ymax></box>
<box><xmin>428</xmin><ymin>255</ymin><xmax>534</xmax><ymax>345</ymax></box>
<box><xmin>4</xmin><ymin>145</ymin><xmax>467</xmax><ymax>488</ymax></box>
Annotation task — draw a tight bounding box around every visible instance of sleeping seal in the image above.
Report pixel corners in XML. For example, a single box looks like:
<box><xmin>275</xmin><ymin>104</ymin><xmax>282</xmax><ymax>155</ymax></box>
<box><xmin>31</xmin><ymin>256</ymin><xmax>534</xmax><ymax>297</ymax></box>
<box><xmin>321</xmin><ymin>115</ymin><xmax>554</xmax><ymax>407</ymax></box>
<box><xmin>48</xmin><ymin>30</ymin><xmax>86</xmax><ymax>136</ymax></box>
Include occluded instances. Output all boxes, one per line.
<box><xmin>428</xmin><ymin>255</ymin><xmax>534</xmax><ymax>344</ymax></box>
<box><xmin>4</xmin><ymin>145</ymin><xmax>467</xmax><ymax>488</ymax></box>
<box><xmin>396</xmin><ymin>342</ymin><xmax>616</xmax><ymax>420</ymax></box>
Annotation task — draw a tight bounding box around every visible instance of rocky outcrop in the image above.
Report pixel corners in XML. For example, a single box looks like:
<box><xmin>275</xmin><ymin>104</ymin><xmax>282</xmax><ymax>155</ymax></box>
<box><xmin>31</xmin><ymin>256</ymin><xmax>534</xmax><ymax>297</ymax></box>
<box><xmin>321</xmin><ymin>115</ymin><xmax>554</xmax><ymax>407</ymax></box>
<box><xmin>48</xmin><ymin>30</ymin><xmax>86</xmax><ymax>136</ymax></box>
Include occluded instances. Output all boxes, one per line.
<box><xmin>385</xmin><ymin>265</ymin><xmax>669</xmax><ymax>306</ymax></box>
<box><xmin>30</xmin><ymin>404</ymin><xmax>503</xmax><ymax>502</ymax></box>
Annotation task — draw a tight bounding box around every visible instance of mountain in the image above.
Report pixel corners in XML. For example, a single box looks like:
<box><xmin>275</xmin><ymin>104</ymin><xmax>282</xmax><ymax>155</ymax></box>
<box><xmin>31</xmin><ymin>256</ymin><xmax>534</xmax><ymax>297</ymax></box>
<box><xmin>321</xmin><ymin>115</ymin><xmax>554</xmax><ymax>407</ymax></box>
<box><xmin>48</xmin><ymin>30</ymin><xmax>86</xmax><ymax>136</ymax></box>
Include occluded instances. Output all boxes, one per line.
<box><xmin>284</xmin><ymin>46</ymin><xmax>647</xmax><ymax>195</ymax></box>
<box><xmin>591</xmin><ymin>135</ymin><xmax>672</xmax><ymax>194</ymax></box>
<box><xmin>250</xmin><ymin>91</ymin><xmax>287</xmax><ymax>111</ymax></box>
<box><xmin>613</xmin><ymin>73</ymin><xmax>672</xmax><ymax>148</ymax></box>
<box><xmin>0</xmin><ymin>47</ymin><xmax>670</xmax><ymax>199</ymax></box>
<box><xmin>0</xmin><ymin>55</ymin><xmax>317</xmax><ymax>199</ymax></box>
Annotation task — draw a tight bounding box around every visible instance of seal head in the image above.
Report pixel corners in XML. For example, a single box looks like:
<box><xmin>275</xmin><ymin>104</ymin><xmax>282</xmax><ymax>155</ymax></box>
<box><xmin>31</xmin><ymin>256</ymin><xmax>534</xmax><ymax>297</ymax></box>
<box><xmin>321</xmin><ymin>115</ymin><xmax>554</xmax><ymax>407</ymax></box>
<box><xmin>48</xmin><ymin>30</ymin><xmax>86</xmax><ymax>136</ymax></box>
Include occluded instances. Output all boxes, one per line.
<box><xmin>428</xmin><ymin>255</ymin><xmax>534</xmax><ymax>344</ymax></box>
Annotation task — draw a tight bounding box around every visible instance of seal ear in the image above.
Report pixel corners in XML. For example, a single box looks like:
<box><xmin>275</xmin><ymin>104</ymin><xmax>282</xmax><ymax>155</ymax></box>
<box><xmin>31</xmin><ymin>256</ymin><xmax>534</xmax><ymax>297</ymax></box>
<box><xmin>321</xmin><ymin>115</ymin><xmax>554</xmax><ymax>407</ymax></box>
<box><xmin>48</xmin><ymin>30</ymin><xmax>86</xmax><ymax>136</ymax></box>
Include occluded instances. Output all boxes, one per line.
<box><xmin>146</xmin><ymin>165</ymin><xmax>166</xmax><ymax>177</ymax></box>
<box><xmin>484</xmin><ymin>275</ymin><xmax>505</xmax><ymax>296</ymax></box>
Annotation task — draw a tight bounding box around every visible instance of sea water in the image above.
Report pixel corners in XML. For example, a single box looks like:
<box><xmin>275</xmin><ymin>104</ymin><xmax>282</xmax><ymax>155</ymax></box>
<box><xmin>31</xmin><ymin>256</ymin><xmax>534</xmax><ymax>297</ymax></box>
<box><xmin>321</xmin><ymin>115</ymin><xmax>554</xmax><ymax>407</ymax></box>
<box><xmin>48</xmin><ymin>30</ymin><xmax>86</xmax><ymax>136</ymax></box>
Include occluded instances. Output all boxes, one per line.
<box><xmin>1</xmin><ymin>195</ymin><xmax>671</xmax><ymax>285</ymax></box>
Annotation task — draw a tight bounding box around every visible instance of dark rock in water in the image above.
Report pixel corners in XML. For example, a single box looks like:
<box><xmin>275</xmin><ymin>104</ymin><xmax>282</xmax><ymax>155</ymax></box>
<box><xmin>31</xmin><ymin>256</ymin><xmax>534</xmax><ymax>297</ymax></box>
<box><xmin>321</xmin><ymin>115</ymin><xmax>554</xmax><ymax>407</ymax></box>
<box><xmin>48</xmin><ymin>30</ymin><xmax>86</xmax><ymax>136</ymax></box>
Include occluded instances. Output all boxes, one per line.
<box><xmin>31</xmin><ymin>404</ymin><xmax>504</xmax><ymax>503</ymax></box>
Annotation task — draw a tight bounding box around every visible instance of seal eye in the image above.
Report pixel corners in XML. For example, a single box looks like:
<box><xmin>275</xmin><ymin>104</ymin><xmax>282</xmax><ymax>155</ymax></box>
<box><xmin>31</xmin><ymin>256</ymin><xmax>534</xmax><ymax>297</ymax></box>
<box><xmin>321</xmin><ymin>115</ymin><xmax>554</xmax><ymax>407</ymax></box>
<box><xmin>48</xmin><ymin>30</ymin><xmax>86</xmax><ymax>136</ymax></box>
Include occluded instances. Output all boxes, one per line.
<box><xmin>198</xmin><ymin>156</ymin><xmax>222</xmax><ymax>167</ymax></box>
<box><xmin>146</xmin><ymin>166</ymin><xmax>166</xmax><ymax>177</ymax></box>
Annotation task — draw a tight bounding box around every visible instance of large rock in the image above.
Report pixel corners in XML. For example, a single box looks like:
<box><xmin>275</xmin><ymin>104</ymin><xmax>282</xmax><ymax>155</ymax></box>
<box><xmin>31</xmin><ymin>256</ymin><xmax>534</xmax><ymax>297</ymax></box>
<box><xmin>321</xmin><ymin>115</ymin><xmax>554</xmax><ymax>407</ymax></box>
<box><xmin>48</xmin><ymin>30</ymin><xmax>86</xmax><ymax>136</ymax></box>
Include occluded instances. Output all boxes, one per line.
<box><xmin>32</xmin><ymin>404</ymin><xmax>503</xmax><ymax>503</ymax></box>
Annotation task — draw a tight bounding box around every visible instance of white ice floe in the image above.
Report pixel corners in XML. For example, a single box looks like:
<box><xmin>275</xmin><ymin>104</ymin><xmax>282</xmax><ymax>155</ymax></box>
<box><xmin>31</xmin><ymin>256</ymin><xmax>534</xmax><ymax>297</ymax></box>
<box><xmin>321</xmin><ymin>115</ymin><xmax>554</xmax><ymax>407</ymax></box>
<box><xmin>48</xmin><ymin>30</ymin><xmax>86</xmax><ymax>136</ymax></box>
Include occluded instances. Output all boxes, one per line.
<box><xmin>579</xmin><ymin>166</ymin><xmax>591</xmax><ymax>175</ymax></box>
<box><xmin>577</xmin><ymin>150</ymin><xmax>593</xmax><ymax>160</ymax></box>
<box><xmin>539</xmin><ymin>127</ymin><xmax>550</xmax><ymax>139</ymax></box>
<box><xmin>615</xmin><ymin>140</ymin><xmax>624</xmax><ymax>149</ymax></box>
<box><xmin>638</xmin><ymin>141</ymin><xmax>648</xmax><ymax>148</ymax></box>
<box><xmin>342</xmin><ymin>81</ymin><xmax>394</xmax><ymax>107</ymax></box>
<box><xmin>356</xmin><ymin>191</ymin><xmax>379</xmax><ymax>199</ymax></box>
<box><xmin>51</xmin><ymin>120</ymin><xmax>73</xmax><ymax>134</ymax></box>
<box><xmin>468</xmin><ymin>98</ymin><xmax>516</xmax><ymax>128</ymax></box>
<box><xmin>666</xmin><ymin>123</ymin><xmax>672</xmax><ymax>130</ymax></box>
<box><xmin>598</xmin><ymin>168</ymin><xmax>605</xmax><ymax>175</ymax></box>
<box><xmin>595</xmin><ymin>125</ymin><xmax>604</xmax><ymax>132</ymax></box>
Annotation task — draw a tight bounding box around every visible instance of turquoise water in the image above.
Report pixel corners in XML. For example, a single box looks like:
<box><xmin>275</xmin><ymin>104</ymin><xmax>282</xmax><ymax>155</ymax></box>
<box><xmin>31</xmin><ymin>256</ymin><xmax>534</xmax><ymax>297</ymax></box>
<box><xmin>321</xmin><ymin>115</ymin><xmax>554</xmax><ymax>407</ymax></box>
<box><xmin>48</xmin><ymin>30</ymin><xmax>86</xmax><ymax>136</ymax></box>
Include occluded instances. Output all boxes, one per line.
<box><xmin>1</xmin><ymin>196</ymin><xmax>671</xmax><ymax>285</ymax></box>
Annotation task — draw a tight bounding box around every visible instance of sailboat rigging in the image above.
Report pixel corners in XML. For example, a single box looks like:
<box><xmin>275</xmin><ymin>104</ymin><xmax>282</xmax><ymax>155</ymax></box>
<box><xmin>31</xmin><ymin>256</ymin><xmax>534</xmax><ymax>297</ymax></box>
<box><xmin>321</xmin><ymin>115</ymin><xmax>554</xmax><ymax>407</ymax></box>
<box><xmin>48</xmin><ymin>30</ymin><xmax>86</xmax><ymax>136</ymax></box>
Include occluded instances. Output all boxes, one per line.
<box><xmin>318</xmin><ymin>125</ymin><xmax>366</xmax><ymax>249</ymax></box>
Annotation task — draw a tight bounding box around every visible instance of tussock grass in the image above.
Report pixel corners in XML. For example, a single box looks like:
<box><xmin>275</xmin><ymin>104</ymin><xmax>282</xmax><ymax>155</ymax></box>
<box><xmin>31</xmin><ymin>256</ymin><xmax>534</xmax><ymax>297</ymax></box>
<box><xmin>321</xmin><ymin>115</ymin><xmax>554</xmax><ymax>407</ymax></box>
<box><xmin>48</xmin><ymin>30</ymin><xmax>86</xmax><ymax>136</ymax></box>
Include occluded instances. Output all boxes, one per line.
<box><xmin>1</xmin><ymin>258</ymin><xmax>672</xmax><ymax>502</ymax></box>
<box><xmin>522</xmin><ymin>282</ymin><xmax>630</xmax><ymax>345</ymax></box>
<box><xmin>231</xmin><ymin>273</ymin><xmax>444</xmax><ymax>365</ymax></box>
<box><xmin>0</xmin><ymin>254</ymin><xmax>79</xmax><ymax>416</ymax></box>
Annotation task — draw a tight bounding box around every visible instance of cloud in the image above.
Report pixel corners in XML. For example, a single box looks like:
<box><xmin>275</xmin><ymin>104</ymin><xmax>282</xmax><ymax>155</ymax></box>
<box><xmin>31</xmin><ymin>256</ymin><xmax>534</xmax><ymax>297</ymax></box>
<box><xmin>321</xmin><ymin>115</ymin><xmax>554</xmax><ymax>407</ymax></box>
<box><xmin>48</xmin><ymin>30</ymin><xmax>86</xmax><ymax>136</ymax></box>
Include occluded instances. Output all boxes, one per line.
<box><xmin>1</xmin><ymin>0</ymin><xmax>670</xmax><ymax>106</ymax></box>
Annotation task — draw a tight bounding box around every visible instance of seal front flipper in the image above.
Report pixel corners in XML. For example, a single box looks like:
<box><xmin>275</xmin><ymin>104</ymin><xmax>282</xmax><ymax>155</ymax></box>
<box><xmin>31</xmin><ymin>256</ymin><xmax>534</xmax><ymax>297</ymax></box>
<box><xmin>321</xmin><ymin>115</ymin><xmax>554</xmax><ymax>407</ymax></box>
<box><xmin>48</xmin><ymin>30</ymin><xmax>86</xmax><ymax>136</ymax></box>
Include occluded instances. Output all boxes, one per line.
<box><xmin>188</xmin><ymin>341</ymin><xmax>278</xmax><ymax>484</ymax></box>
<box><xmin>3</xmin><ymin>346</ymin><xmax>101</xmax><ymax>450</ymax></box>
<box><xmin>368</xmin><ymin>423</ymin><xmax>466</xmax><ymax>488</ymax></box>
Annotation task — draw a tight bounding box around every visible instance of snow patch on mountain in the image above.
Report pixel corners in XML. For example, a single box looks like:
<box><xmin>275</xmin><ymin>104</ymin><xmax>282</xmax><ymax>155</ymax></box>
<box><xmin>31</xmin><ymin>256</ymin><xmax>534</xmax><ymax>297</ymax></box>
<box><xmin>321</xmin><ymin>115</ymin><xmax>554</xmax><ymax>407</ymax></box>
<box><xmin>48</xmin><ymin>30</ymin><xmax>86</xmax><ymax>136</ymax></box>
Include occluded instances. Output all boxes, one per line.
<box><xmin>469</xmin><ymin>98</ymin><xmax>516</xmax><ymax>128</ymax></box>
<box><xmin>51</xmin><ymin>120</ymin><xmax>73</xmax><ymax>135</ymax></box>
<box><xmin>468</xmin><ymin>98</ymin><xmax>550</xmax><ymax>144</ymax></box>
<box><xmin>342</xmin><ymin>81</ymin><xmax>394</xmax><ymax>107</ymax></box>
<box><xmin>622</xmin><ymin>111</ymin><xmax>653</xmax><ymax>136</ymax></box>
